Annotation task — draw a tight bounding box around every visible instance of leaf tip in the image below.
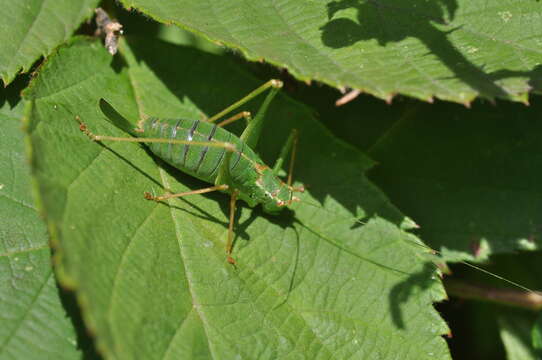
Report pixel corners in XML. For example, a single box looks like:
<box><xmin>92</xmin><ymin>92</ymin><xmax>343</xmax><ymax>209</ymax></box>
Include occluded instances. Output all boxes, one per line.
<box><xmin>385</xmin><ymin>93</ymin><xmax>396</xmax><ymax>105</ymax></box>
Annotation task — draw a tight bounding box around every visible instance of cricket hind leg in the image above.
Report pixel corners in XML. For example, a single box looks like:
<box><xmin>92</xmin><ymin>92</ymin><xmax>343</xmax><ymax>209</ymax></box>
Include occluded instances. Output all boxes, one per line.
<box><xmin>206</xmin><ymin>79</ymin><xmax>283</xmax><ymax>124</ymax></box>
<box><xmin>206</xmin><ymin>79</ymin><xmax>283</xmax><ymax>150</ymax></box>
<box><xmin>239</xmin><ymin>80</ymin><xmax>282</xmax><ymax>149</ymax></box>
<box><xmin>216</xmin><ymin>111</ymin><xmax>252</xmax><ymax>127</ymax></box>
<box><xmin>144</xmin><ymin>183</ymin><xmax>239</xmax><ymax>265</ymax></box>
<box><xmin>144</xmin><ymin>184</ymin><xmax>229</xmax><ymax>201</ymax></box>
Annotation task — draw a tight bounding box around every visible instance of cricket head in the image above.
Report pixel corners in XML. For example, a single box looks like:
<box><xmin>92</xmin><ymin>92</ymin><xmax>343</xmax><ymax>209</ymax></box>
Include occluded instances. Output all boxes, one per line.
<box><xmin>255</xmin><ymin>166</ymin><xmax>304</xmax><ymax>214</ymax></box>
<box><xmin>262</xmin><ymin>185</ymin><xmax>305</xmax><ymax>214</ymax></box>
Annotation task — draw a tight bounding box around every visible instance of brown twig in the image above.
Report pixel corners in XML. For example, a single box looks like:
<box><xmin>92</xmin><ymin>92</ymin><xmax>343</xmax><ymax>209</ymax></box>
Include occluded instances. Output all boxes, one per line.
<box><xmin>335</xmin><ymin>89</ymin><xmax>361</xmax><ymax>106</ymax></box>
<box><xmin>444</xmin><ymin>278</ymin><xmax>542</xmax><ymax>311</ymax></box>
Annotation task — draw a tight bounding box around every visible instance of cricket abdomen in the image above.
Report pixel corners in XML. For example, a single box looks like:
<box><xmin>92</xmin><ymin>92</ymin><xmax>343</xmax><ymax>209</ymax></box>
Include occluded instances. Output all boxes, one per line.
<box><xmin>141</xmin><ymin>117</ymin><xmax>262</xmax><ymax>190</ymax></box>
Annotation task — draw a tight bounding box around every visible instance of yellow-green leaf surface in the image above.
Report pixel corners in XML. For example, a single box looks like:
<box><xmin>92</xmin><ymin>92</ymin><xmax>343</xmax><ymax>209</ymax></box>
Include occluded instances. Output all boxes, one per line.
<box><xmin>0</xmin><ymin>85</ymin><xmax>83</xmax><ymax>359</ymax></box>
<box><xmin>0</xmin><ymin>0</ymin><xmax>100</xmax><ymax>85</ymax></box>
<box><xmin>24</xmin><ymin>37</ymin><xmax>450</xmax><ymax>359</ymax></box>
<box><xmin>120</xmin><ymin>0</ymin><xmax>542</xmax><ymax>104</ymax></box>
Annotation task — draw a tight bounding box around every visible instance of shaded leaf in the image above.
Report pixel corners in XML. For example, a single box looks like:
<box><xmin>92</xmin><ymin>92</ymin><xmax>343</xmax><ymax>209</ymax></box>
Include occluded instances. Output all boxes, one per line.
<box><xmin>443</xmin><ymin>252</ymin><xmax>542</xmax><ymax>359</ymax></box>
<box><xmin>119</xmin><ymin>0</ymin><xmax>542</xmax><ymax>103</ymax></box>
<box><xmin>24</xmin><ymin>37</ymin><xmax>450</xmax><ymax>359</ymax></box>
<box><xmin>533</xmin><ymin>313</ymin><xmax>542</xmax><ymax>356</ymax></box>
<box><xmin>438</xmin><ymin>301</ymin><xmax>505</xmax><ymax>359</ymax></box>
<box><xmin>368</xmin><ymin>100</ymin><xmax>542</xmax><ymax>261</ymax></box>
<box><xmin>276</xmin><ymin>79</ymin><xmax>542</xmax><ymax>261</ymax></box>
<box><xmin>0</xmin><ymin>0</ymin><xmax>100</xmax><ymax>85</ymax></box>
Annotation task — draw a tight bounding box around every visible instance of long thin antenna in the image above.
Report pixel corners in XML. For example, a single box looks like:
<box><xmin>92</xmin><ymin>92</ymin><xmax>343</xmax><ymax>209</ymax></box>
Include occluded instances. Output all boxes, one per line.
<box><xmin>299</xmin><ymin>199</ymin><xmax>538</xmax><ymax>294</ymax></box>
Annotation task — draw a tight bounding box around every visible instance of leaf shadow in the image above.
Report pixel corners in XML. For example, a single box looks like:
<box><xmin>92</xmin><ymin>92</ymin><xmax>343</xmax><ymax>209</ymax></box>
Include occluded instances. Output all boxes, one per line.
<box><xmin>56</xmin><ymin>278</ymin><xmax>102</xmax><ymax>359</ymax></box>
<box><xmin>0</xmin><ymin>74</ymin><xmax>28</xmax><ymax>108</ymax></box>
<box><xmin>389</xmin><ymin>261</ymin><xmax>437</xmax><ymax>329</ymax></box>
<box><xmin>319</xmin><ymin>0</ymin><xmax>539</xmax><ymax>101</ymax></box>
<box><xmin>92</xmin><ymin>141</ymin><xmax>166</xmax><ymax>191</ymax></box>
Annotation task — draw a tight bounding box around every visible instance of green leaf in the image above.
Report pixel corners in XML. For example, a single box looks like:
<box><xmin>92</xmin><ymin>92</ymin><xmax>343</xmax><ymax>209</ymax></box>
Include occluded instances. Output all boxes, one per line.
<box><xmin>116</xmin><ymin>9</ymin><xmax>224</xmax><ymax>55</ymax></box>
<box><xmin>0</xmin><ymin>0</ymin><xmax>100</xmax><ymax>85</ymax></box>
<box><xmin>24</xmin><ymin>37</ymin><xmax>451</xmax><ymax>359</ymax></box>
<box><xmin>0</xmin><ymin>82</ymin><xmax>83</xmax><ymax>359</ymax></box>
<box><xmin>499</xmin><ymin>311</ymin><xmax>540</xmax><ymax>360</ymax></box>
<box><xmin>118</xmin><ymin>0</ymin><xmax>542</xmax><ymax>104</ymax></box>
<box><xmin>532</xmin><ymin>313</ymin><xmax>542</xmax><ymax>356</ymax></box>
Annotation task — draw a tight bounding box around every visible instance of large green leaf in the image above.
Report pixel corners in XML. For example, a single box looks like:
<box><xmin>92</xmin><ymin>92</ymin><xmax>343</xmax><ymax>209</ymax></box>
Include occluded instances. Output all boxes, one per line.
<box><xmin>24</xmin><ymin>37</ymin><xmax>450</xmax><ymax>359</ymax></box>
<box><xmin>0</xmin><ymin>0</ymin><xmax>100</xmax><ymax>85</ymax></box>
<box><xmin>0</xmin><ymin>83</ymin><xmax>84</xmax><ymax>359</ymax></box>
<box><xmin>119</xmin><ymin>0</ymin><xmax>542</xmax><ymax>104</ymax></box>
<box><xmin>368</xmin><ymin>100</ymin><xmax>542</xmax><ymax>261</ymax></box>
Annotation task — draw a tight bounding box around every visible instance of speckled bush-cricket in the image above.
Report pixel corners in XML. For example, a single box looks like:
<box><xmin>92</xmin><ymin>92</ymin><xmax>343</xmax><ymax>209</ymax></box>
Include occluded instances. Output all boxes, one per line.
<box><xmin>78</xmin><ymin>79</ymin><xmax>304</xmax><ymax>264</ymax></box>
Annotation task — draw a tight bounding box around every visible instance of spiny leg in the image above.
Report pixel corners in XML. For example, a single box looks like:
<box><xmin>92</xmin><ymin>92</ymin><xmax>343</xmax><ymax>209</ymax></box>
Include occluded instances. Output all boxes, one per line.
<box><xmin>144</xmin><ymin>184</ymin><xmax>229</xmax><ymax>201</ymax></box>
<box><xmin>226</xmin><ymin>190</ymin><xmax>240</xmax><ymax>265</ymax></box>
<box><xmin>209</xmin><ymin>142</ymin><xmax>240</xmax><ymax>264</ymax></box>
<box><xmin>145</xmin><ymin>183</ymin><xmax>238</xmax><ymax>265</ymax></box>
<box><xmin>217</xmin><ymin>111</ymin><xmax>251</xmax><ymax>127</ymax></box>
<box><xmin>207</xmin><ymin>79</ymin><xmax>283</xmax><ymax>124</ymax></box>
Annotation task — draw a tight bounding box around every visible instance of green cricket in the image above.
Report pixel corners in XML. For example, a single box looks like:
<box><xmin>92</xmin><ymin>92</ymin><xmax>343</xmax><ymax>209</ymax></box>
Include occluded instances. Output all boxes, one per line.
<box><xmin>78</xmin><ymin>79</ymin><xmax>304</xmax><ymax>264</ymax></box>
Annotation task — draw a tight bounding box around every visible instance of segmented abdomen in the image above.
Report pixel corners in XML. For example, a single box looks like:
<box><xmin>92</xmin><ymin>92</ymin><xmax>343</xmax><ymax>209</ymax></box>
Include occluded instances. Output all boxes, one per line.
<box><xmin>141</xmin><ymin>117</ymin><xmax>260</xmax><ymax>186</ymax></box>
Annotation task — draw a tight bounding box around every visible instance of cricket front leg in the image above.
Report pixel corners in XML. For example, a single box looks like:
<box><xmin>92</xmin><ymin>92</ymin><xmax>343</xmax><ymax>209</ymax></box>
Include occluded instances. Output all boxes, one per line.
<box><xmin>212</xmin><ymin>148</ymin><xmax>241</xmax><ymax>265</ymax></box>
<box><xmin>226</xmin><ymin>190</ymin><xmax>240</xmax><ymax>265</ymax></box>
<box><xmin>272</xmin><ymin>129</ymin><xmax>304</xmax><ymax>191</ymax></box>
